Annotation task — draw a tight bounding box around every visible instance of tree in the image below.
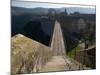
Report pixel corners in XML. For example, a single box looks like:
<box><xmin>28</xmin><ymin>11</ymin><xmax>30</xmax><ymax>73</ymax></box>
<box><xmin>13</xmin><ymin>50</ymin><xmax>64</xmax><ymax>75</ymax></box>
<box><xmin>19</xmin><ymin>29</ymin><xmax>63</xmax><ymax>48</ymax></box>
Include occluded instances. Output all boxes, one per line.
<box><xmin>73</xmin><ymin>12</ymin><xmax>80</xmax><ymax>15</ymax></box>
<box><xmin>48</xmin><ymin>8</ymin><xmax>56</xmax><ymax>19</ymax></box>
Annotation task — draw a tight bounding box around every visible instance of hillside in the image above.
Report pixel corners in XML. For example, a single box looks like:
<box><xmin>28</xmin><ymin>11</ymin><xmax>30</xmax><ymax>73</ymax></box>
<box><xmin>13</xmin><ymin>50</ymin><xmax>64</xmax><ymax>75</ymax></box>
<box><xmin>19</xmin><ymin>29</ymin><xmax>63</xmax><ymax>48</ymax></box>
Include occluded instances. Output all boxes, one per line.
<box><xmin>12</xmin><ymin>6</ymin><xmax>95</xmax><ymax>15</ymax></box>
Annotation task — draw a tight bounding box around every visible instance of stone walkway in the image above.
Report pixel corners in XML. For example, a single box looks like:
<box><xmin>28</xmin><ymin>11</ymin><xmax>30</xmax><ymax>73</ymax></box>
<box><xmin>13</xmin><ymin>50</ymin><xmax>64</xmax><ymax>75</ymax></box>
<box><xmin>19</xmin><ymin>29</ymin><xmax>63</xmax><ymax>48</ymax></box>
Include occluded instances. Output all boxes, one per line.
<box><xmin>40</xmin><ymin>56</ymin><xmax>68</xmax><ymax>72</ymax></box>
<box><xmin>39</xmin><ymin>55</ymin><xmax>91</xmax><ymax>72</ymax></box>
<box><xmin>39</xmin><ymin>21</ymin><xmax>91</xmax><ymax>72</ymax></box>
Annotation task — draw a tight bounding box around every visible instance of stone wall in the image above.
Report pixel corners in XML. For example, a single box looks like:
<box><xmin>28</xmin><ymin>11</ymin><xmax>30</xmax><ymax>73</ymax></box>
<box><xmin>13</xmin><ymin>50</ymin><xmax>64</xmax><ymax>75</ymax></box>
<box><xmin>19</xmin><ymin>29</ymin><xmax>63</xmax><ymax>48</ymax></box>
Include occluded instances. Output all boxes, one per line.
<box><xmin>11</xmin><ymin>34</ymin><xmax>52</xmax><ymax>74</ymax></box>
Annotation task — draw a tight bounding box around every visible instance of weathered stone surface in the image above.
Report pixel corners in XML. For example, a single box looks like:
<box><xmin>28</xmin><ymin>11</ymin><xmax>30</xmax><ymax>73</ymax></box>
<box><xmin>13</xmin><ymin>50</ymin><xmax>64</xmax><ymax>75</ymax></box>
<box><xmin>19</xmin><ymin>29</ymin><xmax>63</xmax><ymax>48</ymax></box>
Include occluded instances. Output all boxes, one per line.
<box><xmin>11</xmin><ymin>34</ymin><xmax>52</xmax><ymax>74</ymax></box>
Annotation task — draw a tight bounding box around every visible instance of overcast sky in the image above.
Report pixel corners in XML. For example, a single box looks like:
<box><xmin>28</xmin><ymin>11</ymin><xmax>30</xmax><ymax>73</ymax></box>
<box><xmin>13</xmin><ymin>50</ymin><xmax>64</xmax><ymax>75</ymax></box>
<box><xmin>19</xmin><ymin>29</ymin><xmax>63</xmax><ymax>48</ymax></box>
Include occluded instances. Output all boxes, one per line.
<box><xmin>11</xmin><ymin>0</ymin><xmax>95</xmax><ymax>8</ymax></box>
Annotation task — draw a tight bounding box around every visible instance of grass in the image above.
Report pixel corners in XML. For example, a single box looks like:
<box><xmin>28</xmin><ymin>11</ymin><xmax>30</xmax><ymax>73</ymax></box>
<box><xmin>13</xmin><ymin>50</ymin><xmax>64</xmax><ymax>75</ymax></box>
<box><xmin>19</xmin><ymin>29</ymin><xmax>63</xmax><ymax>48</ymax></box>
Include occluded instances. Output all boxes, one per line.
<box><xmin>67</xmin><ymin>38</ymin><xmax>96</xmax><ymax>59</ymax></box>
<box><xmin>67</xmin><ymin>44</ymin><xmax>81</xmax><ymax>59</ymax></box>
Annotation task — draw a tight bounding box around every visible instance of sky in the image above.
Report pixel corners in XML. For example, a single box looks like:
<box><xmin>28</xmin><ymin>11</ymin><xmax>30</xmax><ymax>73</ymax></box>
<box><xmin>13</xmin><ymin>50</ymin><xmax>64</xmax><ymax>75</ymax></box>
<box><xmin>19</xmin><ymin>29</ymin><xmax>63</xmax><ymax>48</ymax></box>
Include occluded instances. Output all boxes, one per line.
<box><xmin>11</xmin><ymin>0</ymin><xmax>96</xmax><ymax>8</ymax></box>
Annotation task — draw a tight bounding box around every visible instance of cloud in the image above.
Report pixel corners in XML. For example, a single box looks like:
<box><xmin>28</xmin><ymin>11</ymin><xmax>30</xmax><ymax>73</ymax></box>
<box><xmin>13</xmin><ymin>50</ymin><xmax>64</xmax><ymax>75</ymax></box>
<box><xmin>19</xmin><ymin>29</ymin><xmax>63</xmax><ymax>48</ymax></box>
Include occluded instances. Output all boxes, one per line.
<box><xmin>12</xmin><ymin>0</ymin><xmax>96</xmax><ymax>5</ymax></box>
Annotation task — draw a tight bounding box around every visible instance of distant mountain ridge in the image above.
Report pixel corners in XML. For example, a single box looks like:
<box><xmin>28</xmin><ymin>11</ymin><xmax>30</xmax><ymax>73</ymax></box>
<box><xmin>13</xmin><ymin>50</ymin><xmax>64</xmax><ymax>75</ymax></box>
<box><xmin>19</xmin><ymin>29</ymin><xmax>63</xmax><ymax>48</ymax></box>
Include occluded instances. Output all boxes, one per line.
<box><xmin>12</xmin><ymin>6</ymin><xmax>95</xmax><ymax>15</ymax></box>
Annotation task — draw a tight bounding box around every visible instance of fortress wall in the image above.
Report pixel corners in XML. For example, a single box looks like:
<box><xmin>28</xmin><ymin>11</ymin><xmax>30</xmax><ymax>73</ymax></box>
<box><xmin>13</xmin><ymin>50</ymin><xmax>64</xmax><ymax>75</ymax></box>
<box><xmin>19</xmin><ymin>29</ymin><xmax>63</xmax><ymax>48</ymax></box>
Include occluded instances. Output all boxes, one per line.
<box><xmin>11</xmin><ymin>34</ymin><xmax>52</xmax><ymax>74</ymax></box>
